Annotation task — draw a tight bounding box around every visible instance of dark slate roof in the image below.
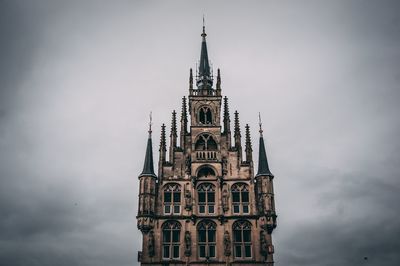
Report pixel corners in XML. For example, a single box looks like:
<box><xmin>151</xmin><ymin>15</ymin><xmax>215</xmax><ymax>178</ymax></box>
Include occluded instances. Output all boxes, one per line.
<box><xmin>140</xmin><ymin>134</ymin><xmax>156</xmax><ymax>178</ymax></box>
<box><xmin>256</xmin><ymin>135</ymin><xmax>274</xmax><ymax>177</ymax></box>
<box><xmin>199</xmin><ymin>31</ymin><xmax>211</xmax><ymax>77</ymax></box>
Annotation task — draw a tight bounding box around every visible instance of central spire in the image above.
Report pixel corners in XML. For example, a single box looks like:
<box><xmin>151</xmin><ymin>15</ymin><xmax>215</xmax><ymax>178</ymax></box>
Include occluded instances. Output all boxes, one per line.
<box><xmin>197</xmin><ymin>19</ymin><xmax>213</xmax><ymax>89</ymax></box>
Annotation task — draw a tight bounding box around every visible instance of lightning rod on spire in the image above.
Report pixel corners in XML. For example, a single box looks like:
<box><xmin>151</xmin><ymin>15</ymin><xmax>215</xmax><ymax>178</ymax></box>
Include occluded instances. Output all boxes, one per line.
<box><xmin>148</xmin><ymin>111</ymin><xmax>153</xmax><ymax>135</ymax></box>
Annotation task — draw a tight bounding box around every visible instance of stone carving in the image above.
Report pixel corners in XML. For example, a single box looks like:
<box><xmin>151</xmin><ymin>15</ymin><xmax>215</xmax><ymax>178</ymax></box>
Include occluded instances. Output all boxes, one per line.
<box><xmin>148</xmin><ymin>231</ymin><xmax>155</xmax><ymax>257</ymax></box>
<box><xmin>185</xmin><ymin>189</ymin><xmax>193</xmax><ymax>211</ymax></box>
<box><xmin>223</xmin><ymin>230</ymin><xmax>231</xmax><ymax>256</ymax></box>
<box><xmin>191</xmin><ymin>175</ymin><xmax>196</xmax><ymax>186</ymax></box>
<box><xmin>258</xmin><ymin>194</ymin><xmax>265</xmax><ymax>214</ymax></box>
<box><xmin>185</xmin><ymin>156</ymin><xmax>191</xmax><ymax>175</ymax></box>
<box><xmin>222</xmin><ymin>186</ymin><xmax>229</xmax><ymax>212</ymax></box>
<box><xmin>222</xmin><ymin>156</ymin><xmax>228</xmax><ymax>175</ymax></box>
<box><xmin>184</xmin><ymin>231</ymin><xmax>191</xmax><ymax>256</ymax></box>
<box><xmin>263</xmin><ymin>195</ymin><xmax>271</xmax><ymax>213</ymax></box>
<box><xmin>260</xmin><ymin>230</ymin><xmax>268</xmax><ymax>257</ymax></box>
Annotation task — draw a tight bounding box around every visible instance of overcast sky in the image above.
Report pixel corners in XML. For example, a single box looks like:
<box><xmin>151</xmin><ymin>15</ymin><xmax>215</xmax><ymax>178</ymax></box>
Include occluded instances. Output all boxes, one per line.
<box><xmin>1</xmin><ymin>1</ymin><xmax>400</xmax><ymax>266</ymax></box>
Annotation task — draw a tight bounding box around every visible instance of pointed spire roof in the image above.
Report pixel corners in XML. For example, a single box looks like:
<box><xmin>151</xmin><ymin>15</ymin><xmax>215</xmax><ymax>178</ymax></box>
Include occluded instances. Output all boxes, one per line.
<box><xmin>196</xmin><ymin>19</ymin><xmax>213</xmax><ymax>89</ymax></box>
<box><xmin>256</xmin><ymin>113</ymin><xmax>273</xmax><ymax>178</ymax></box>
<box><xmin>199</xmin><ymin>25</ymin><xmax>211</xmax><ymax>77</ymax></box>
<box><xmin>140</xmin><ymin>113</ymin><xmax>156</xmax><ymax>178</ymax></box>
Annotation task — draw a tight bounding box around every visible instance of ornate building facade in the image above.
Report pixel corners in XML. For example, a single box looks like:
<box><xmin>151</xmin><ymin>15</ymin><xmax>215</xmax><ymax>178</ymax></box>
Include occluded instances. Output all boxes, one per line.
<box><xmin>137</xmin><ymin>26</ymin><xmax>277</xmax><ymax>265</ymax></box>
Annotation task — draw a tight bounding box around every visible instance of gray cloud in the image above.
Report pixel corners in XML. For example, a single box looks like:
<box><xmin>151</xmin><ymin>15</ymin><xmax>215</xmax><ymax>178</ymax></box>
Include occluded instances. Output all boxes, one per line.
<box><xmin>0</xmin><ymin>0</ymin><xmax>399</xmax><ymax>265</ymax></box>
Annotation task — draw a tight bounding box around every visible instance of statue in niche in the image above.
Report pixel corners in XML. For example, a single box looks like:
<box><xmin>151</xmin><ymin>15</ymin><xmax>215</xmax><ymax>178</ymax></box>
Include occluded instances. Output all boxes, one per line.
<box><xmin>264</xmin><ymin>195</ymin><xmax>271</xmax><ymax>213</ymax></box>
<box><xmin>223</xmin><ymin>230</ymin><xmax>231</xmax><ymax>256</ymax></box>
<box><xmin>258</xmin><ymin>194</ymin><xmax>265</xmax><ymax>214</ymax></box>
<box><xmin>148</xmin><ymin>231</ymin><xmax>155</xmax><ymax>257</ymax></box>
<box><xmin>222</xmin><ymin>186</ymin><xmax>229</xmax><ymax>212</ymax></box>
<box><xmin>191</xmin><ymin>175</ymin><xmax>196</xmax><ymax>186</ymax></box>
<box><xmin>266</xmin><ymin>195</ymin><xmax>272</xmax><ymax>211</ymax></box>
<box><xmin>222</xmin><ymin>157</ymin><xmax>228</xmax><ymax>175</ymax></box>
<box><xmin>260</xmin><ymin>230</ymin><xmax>268</xmax><ymax>257</ymax></box>
<box><xmin>263</xmin><ymin>179</ymin><xmax>269</xmax><ymax>193</ymax></box>
<box><xmin>185</xmin><ymin>156</ymin><xmax>191</xmax><ymax>175</ymax></box>
<box><xmin>185</xmin><ymin>189</ymin><xmax>192</xmax><ymax>211</ymax></box>
<box><xmin>184</xmin><ymin>231</ymin><xmax>191</xmax><ymax>256</ymax></box>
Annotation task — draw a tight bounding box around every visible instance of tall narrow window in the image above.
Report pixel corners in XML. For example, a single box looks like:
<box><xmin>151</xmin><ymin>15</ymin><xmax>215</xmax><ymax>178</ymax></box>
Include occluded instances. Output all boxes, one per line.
<box><xmin>199</xmin><ymin>107</ymin><xmax>212</xmax><ymax>124</ymax></box>
<box><xmin>232</xmin><ymin>183</ymin><xmax>250</xmax><ymax>214</ymax></box>
<box><xmin>197</xmin><ymin>220</ymin><xmax>217</xmax><ymax>259</ymax></box>
<box><xmin>164</xmin><ymin>184</ymin><xmax>181</xmax><ymax>214</ymax></box>
<box><xmin>162</xmin><ymin>221</ymin><xmax>181</xmax><ymax>259</ymax></box>
<box><xmin>197</xmin><ymin>183</ymin><xmax>215</xmax><ymax>214</ymax></box>
<box><xmin>233</xmin><ymin>220</ymin><xmax>252</xmax><ymax>259</ymax></box>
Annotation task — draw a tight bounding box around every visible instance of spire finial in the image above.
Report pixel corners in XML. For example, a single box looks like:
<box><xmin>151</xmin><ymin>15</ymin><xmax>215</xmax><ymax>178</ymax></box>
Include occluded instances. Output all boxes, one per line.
<box><xmin>148</xmin><ymin>111</ymin><xmax>153</xmax><ymax>136</ymax></box>
<box><xmin>258</xmin><ymin>112</ymin><xmax>263</xmax><ymax>136</ymax></box>
<box><xmin>189</xmin><ymin>68</ymin><xmax>193</xmax><ymax>89</ymax></box>
<box><xmin>201</xmin><ymin>15</ymin><xmax>207</xmax><ymax>38</ymax></box>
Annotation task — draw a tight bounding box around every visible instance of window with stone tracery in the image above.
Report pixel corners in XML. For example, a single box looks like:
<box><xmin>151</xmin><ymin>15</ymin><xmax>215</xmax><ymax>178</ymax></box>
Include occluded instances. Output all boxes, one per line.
<box><xmin>162</xmin><ymin>221</ymin><xmax>181</xmax><ymax>259</ymax></box>
<box><xmin>199</xmin><ymin>106</ymin><xmax>212</xmax><ymax>124</ymax></box>
<box><xmin>232</xmin><ymin>183</ymin><xmax>250</xmax><ymax>214</ymax></box>
<box><xmin>163</xmin><ymin>183</ymin><xmax>181</xmax><ymax>215</ymax></box>
<box><xmin>233</xmin><ymin>220</ymin><xmax>252</xmax><ymax>259</ymax></box>
<box><xmin>197</xmin><ymin>220</ymin><xmax>216</xmax><ymax>259</ymax></box>
<box><xmin>197</xmin><ymin>183</ymin><xmax>215</xmax><ymax>214</ymax></box>
<box><xmin>195</xmin><ymin>133</ymin><xmax>217</xmax><ymax>151</ymax></box>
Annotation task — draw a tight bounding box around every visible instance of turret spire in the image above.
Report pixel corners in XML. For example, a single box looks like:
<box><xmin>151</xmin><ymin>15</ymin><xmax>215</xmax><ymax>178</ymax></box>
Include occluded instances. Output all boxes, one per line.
<box><xmin>256</xmin><ymin>113</ymin><xmax>273</xmax><ymax>177</ymax></box>
<box><xmin>180</xmin><ymin>97</ymin><xmax>188</xmax><ymax>148</ymax></box>
<box><xmin>245</xmin><ymin>124</ymin><xmax>253</xmax><ymax>162</ymax></box>
<box><xmin>169</xmin><ymin>110</ymin><xmax>177</xmax><ymax>162</ymax></box>
<box><xmin>159</xmin><ymin>124</ymin><xmax>166</xmax><ymax>162</ymax></box>
<box><xmin>140</xmin><ymin>113</ymin><xmax>156</xmax><ymax>177</ymax></box>
<box><xmin>234</xmin><ymin>111</ymin><xmax>241</xmax><ymax>148</ymax></box>
<box><xmin>234</xmin><ymin>110</ymin><xmax>242</xmax><ymax>162</ymax></box>
<box><xmin>223</xmin><ymin>96</ymin><xmax>231</xmax><ymax>134</ymax></box>
<box><xmin>158</xmin><ymin>123</ymin><xmax>166</xmax><ymax>178</ymax></box>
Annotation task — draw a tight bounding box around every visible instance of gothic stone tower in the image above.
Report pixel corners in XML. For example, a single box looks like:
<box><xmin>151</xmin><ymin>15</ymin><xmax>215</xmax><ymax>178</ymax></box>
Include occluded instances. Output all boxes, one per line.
<box><xmin>137</xmin><ymin>25</ymin><xmax>277</xmax><ymax>265</ymax></box>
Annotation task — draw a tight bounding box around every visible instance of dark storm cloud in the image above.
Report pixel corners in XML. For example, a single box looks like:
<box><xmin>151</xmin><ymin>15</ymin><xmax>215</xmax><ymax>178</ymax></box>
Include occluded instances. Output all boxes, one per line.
<box><xmin>1</xmin><ymin>0</ymin><xmax>400</xmax><ymax>266</ymax></box>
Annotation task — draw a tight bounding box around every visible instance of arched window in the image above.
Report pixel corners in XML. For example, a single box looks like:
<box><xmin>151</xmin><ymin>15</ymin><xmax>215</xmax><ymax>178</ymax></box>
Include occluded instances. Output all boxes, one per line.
<box><xmin>233</xmin><ymin>220</ymin><xmax>252</xmax><ymax>258</ymax></box>
<box><xmin>197</xmin><ymin>183</ymin><xmax>215</xmax><ymax>214</ymax></box>
<box><xmin>232</xmin><ymin>183</ymin><xmax>250</xmax><ymax>214</ymax></box>
<box><xmin>199</xmin><ymin>106</ymin><xmax>212</xmax><ymax>124</ymax></box>
<box><xmin>197</xmin><ymin>220</ymin><xmax>217</xmax><ymax>259</ymax></box>
<box><xmin>197</xmin><ymin>166</ymin><xmax>216</xmax><ymax>178</ymax></box>
<box><xmin>195</xmin><ymin>134</ymin><xmax>217</xmax><ymax>151</ymax></box>
<box><xmin>163</xmin><ymin>184</ymin><xmax>181</xmax><ymax>215</ymax></box>
<box><xmin>162</xmin><ymin>221</ymin><xmax>181</xmax><ymax>259</ymax></box>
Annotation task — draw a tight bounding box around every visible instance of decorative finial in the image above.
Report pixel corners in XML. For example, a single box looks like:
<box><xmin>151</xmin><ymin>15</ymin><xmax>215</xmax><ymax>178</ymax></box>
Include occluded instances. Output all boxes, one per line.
<box><xmin>189</xmin><ymin>68</ymin><xmax>193</xmax><ymax>89</ymax></box>
<box><xmin>148</xmin><ymin>112</ymin><xmax>153</xmax><ymax>136</ymax></box>
<box><xmin>217</xmin><ymin>68</ymin><xmax>221</xmax><ymax>90</ymax></box>
<box><xmin>258</xmin><ymin>112</ymin><xmax>263</xmax><ymax>136</ymax></box>
<box><xmin>202</xmin><ymin>15</ymin><xmax>206</xmax><ymax>38</ymax></box>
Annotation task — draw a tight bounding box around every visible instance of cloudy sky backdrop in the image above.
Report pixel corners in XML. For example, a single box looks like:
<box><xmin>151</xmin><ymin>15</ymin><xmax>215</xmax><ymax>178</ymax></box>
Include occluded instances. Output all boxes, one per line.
<box><xmin>1</xmin><ymin>0</ymin><xmax>400</xmax><ymax>265</ymax></box>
